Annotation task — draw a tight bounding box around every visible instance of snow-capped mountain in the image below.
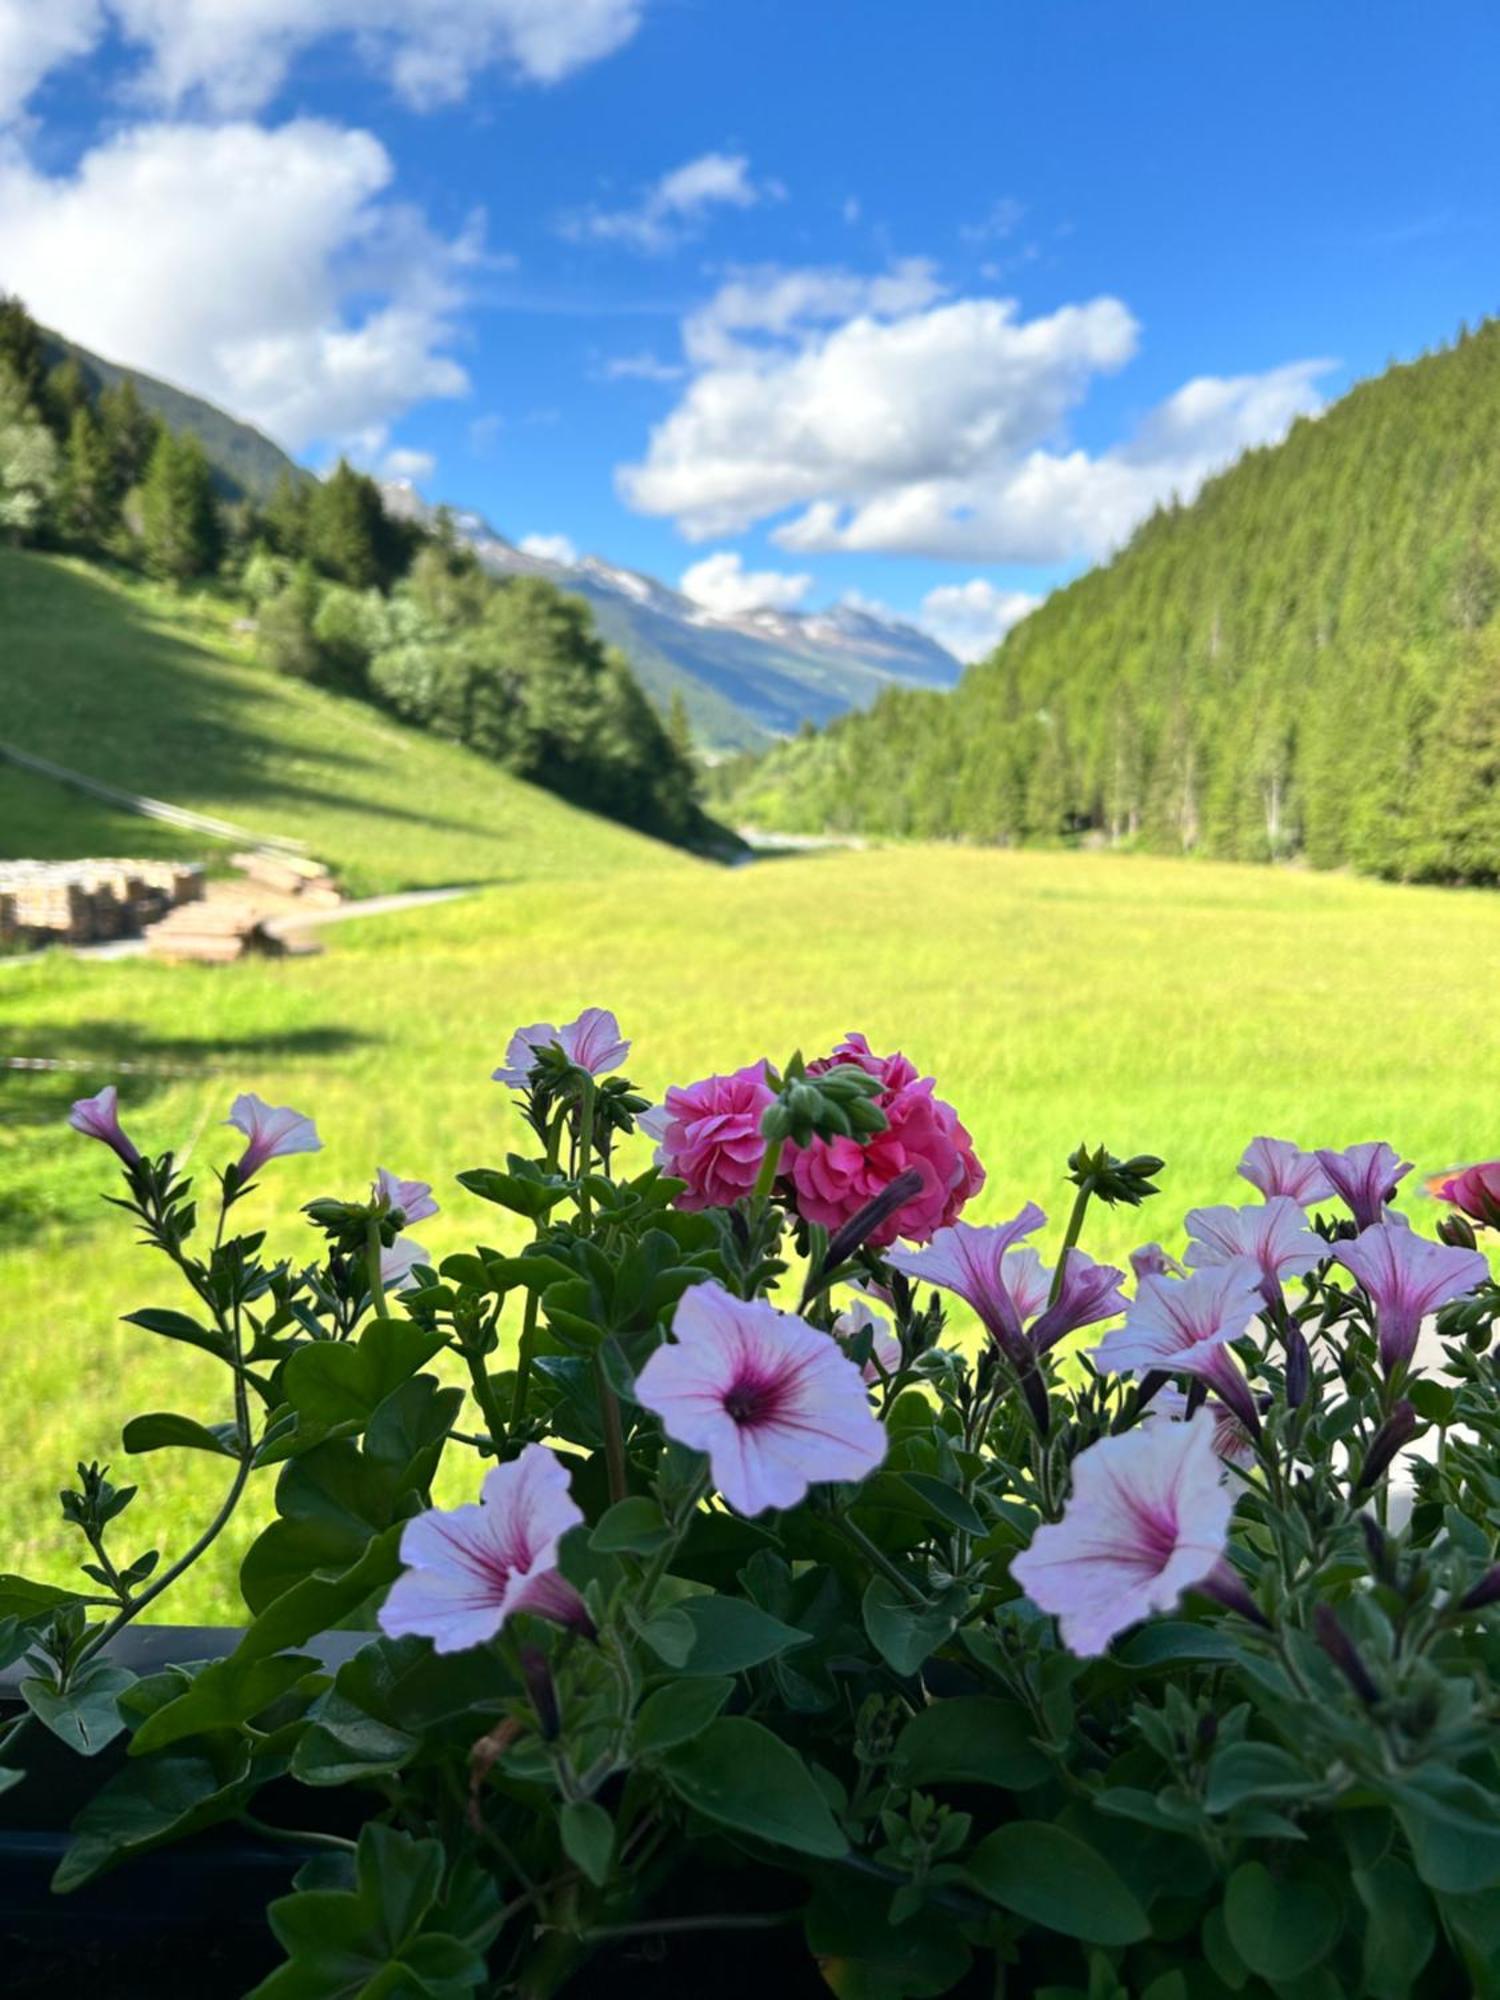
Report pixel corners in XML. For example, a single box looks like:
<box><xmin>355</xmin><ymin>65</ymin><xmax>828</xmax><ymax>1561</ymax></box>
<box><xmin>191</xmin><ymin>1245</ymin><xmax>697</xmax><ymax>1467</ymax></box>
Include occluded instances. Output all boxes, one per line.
<box><xmin>381</xmin><ymin>483</ymin><xmax>961</xmax><ymax>748</ymax></box>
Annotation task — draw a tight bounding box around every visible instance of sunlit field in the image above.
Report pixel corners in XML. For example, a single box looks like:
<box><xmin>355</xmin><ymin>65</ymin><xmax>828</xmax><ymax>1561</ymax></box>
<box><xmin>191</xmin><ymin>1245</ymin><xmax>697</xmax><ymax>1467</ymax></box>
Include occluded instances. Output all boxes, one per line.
<box><xmin>4</xmin><ymin>841</ymin><xmax>1498</xmax><ymax>1619</ymax></box>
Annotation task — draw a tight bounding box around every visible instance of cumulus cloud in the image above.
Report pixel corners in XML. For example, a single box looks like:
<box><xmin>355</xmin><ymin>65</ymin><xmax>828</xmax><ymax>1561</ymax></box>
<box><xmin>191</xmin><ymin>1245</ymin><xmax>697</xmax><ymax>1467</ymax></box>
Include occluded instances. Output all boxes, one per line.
<box><xmin>0</xmin><ymin>0</ymin><xmax>647</xmax><ymax>121</ymax></box>
<box><xmin>381</xmin><ymin>445</ymin><xmax>437</xmax><ymax>483</ymax></box>
<box><xmin>561</xmin><ymin>151</ymin><xmax>777</xmax><ymax>254</ymax></box>
<box><xmin>680</xmin><ymin>550</ymin><xmax>813</xmax><ymax>616</ymax></box>
<box><xmin>0</xmin><ymin>118</ymin><xmax>475</xmax><ymax>452</ymax></box>
<box><xmin>520</xmin><ymin>531</ymin><xmax>579</xmax><ymax>565</ymax></box>
<box><xmin>619</xmin><ymin>261</ymin><xmax>1335</xmax><ymax>561</ymax></box>
<box><xmin>918</xmin><ymin>579</ymin><xmax>1040</xmax><ymax>661</ymax></box>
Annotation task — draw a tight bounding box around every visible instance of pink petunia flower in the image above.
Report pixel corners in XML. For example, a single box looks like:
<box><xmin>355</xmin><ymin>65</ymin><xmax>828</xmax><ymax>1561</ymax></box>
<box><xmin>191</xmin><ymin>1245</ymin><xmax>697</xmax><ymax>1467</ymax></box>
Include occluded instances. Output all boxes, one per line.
<box><xmin>1185</xmin><ymin>1196</ymin><xmax>1325</xmax><ymax>1308</ymax></box>
<box><xmin>833</xmin><ymin>1298</ymin><xmax>903</xmax><ymax>1384</ymax></box>
<box><xmin>379</xmin><ymin>1236</ymin><xmax>430</xmax><ymax>1294</ymax></box>
<box><xmin>1436</xmin><ymin>1161</ymin><xmax>1500</xmax><ymax>1230</ymax></box>
<box><xmin>1333</xmin><ymin>1222</ymin><xmax>1490</xmax><ymax>1374</ymax></box>
<box><xmin>226</xmin><ymin>1093</ymin><xmax>321</xmax><ymax>1180</ymax></box>
<box><xmin>888</xmin><ymin>1210</ymin><xmax>1127</xmax><ymax>1363</ymax></box>
<box><xmin>375</xmin><ymin>1167</ymin><xmax>438</xmax><ymax>1227</ymax></box>
<box><xmin>1010</xmin><ymin>1412</ymin><xmax>1237</xmax><ymax>1657</ymax></box>
<box><xmin>1316</xmin><ymin>1142</ymin><xmax>1413</xmax><ymax>1233</ymax></box>
<box><xmin>1092</xmin><ymin>1259</ymin><xmax>1265</xmax><ymax>1433</ymax></box>
<box><xmin>784</xmin><ymin>1032</ymin><xmax>984</xmax><ymax>1248</ymax></box>
<box><xmin>634</xmin><ymin>1280</ymin><xmax>887</xmax><ymax>1516</ymax></box>
<box><xmin>1239</xmin><ymin>1137</ymin><xmax>1335</xmax><ymax>1207</ymax></box>
<box><xmin>492</xmin><ymin>1007</ymin><xmax>630</xmax><ymax>1090</ymax></box>
<box><xmin>638</xmin><ymin>1063</ymin><xmax>775</xmax><ymax>1210</ymax></box>
<box><xmin>68</xmin><ymin>1084</ymin><xmax>139</xmax><ymax>1167</ymax></box>
<box><xmin>378</xmin><ymin>1445</ymin><xmax>589</xmax><ymax>1654</ymax></box>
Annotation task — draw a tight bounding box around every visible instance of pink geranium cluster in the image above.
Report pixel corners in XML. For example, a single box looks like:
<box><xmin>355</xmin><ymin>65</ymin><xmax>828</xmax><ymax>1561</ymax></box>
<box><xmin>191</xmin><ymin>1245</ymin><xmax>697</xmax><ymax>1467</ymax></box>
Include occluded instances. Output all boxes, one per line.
<box><xmin>644</xmin><ymin>1031</ymin><xmax>983</xmax><ymax>1249</ymax></box>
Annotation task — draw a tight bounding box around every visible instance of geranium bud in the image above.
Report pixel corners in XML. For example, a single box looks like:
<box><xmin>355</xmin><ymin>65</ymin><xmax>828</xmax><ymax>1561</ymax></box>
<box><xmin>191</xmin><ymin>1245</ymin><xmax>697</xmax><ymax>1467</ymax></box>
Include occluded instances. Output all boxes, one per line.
<box><xmin>1314</xmin><ymin>1604</ymin><xmax>1380</xmax><ymax>1704</ymax></box>
<box><xmin>1354</xmin><ymin>1400</ymin><xmax>1420</xmax><ymax>1495</ymax></box>
<box><xmin>1434</xmin><ymin>1160</ymin><xmax>1500</xmax><ymax>1231</ymax></box>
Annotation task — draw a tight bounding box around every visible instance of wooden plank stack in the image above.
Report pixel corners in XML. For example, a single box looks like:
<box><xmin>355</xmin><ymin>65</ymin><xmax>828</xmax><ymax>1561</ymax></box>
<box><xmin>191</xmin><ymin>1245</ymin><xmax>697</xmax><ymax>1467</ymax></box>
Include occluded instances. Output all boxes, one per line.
<box><xmin>230</xmin><ymin>851</ymin><xmax>342</xmax><ymax>907</ymax></box>
<box><xmin>0</xmin><ymin>859</ymin><xmax>204</xmax><ymax>948</ymax></box>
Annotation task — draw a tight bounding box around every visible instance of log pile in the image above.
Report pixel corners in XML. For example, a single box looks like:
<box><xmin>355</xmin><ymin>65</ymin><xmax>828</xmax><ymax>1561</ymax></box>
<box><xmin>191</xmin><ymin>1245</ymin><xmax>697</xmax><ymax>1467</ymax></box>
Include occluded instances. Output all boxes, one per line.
<box><xmin>230</xmin><ymin>851</ymin><xmax>341</xmax><ymax>906</ymax></box>
<box><xmin>0</xmin><ymin>859</ymin><xmax>203</xmax><ymax>949</ymax></box>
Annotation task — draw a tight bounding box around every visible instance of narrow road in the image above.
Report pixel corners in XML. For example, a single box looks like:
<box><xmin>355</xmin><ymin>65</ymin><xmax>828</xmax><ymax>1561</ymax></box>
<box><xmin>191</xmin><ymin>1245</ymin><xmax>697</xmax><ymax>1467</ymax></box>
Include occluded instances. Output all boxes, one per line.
<box><xmin>0</xmin><ymin>884</ymin><xmax>479</xmax><ymax>969</ymax></box>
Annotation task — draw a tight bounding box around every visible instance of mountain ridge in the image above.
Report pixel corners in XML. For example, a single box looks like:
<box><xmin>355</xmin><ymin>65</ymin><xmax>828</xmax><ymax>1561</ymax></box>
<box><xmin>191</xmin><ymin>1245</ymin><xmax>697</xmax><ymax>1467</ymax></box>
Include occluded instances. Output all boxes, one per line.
<box><xmin>379</xmin><ymin>480</ymin><xmax>961</xmax><ymax>749</ymax></box>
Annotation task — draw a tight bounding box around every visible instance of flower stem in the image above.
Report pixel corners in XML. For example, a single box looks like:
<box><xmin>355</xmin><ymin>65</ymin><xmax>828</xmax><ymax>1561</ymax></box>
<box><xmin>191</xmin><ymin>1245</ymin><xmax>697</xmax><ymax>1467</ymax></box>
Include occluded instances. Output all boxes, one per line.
<box><xmin>366</xmin><ymin>1216</ymin><xmax>389</xmax><ymax>1318</ymax></box>
<box><xmin>465</xmin><ymin>1349</ymin><xmax>509</xmax><ymax>1457</ymax></box>
<box><xmin>752</xmin><ymin>1135</ymin><xmax>785</xmax><ymax>1204</ymax></box>
<box><xmin>834</xmin><ymin>1512</ymin><xmax>933</xmax><ymax>1610</ymax></box>
<box><xmin>506</xmin><ymin>1286</ymin><xmax>542</xmax><ymax>1442</ymax></box>
<box><xmin>596</xmin><ymin>1353</ymin><xmax>629</xmax><ymax>1506</ymax></box>
<box><xmin>1048</xmin><ymin>1180</ymin><xmax>1093</xmax><ymax>1304</ymax></box>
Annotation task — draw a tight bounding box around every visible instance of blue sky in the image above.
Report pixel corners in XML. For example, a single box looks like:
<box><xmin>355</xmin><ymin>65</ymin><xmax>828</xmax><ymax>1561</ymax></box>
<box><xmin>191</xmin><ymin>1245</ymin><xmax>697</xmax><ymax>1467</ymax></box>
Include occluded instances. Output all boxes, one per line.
<box><xmin>2</xmin><ymin>0</ymin><xmax>1497</xmax><ymax>654</ymax></box>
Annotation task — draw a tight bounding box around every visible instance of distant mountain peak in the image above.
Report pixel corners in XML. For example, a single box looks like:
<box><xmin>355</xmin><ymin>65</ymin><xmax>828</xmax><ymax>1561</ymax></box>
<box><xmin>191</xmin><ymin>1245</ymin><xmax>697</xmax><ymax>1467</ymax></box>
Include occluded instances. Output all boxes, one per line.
<box><xmin>379</xmin><ymin>481</ymin><xmax>961</xmax><ymax>748</ymax></box>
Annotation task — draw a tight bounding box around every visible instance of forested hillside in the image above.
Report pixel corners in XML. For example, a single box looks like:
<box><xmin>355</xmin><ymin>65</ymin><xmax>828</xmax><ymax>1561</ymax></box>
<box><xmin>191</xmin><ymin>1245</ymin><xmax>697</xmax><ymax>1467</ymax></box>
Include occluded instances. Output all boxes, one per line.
<box><xmin>726</xmin><ymin>321</ymin><xmax>1500</xmax><ymax>883</ymax></box>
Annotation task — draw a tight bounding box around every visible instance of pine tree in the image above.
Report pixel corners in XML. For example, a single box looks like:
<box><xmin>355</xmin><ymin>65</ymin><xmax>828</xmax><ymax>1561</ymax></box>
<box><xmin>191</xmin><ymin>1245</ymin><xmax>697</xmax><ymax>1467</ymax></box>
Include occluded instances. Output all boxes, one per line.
<box><xmin>0</xmin><ymin>295</ymin><xmax>47</xmax><ymax>409</ymax></box>
<box><xmin>98</xmin><ymin>377</ymin><xmax>160</xmax><ymax>502</ymax></box>
<box><xmin>306</xmin><ymin>459</ymin><xmax>399</xmax><ymax>588</ymax></box>
<box><xmin>139</xmin><ymin>430</ymin><xmax>223</xmax><ymax>582</ymax></box>
<box><xmin>60</xmin><ymin>404</ymin><xmax>116</xmax><ymax>544</ymax></box>
<box><xmin>0</xmin><ymin>362</ymin><xmax>60</xmax><ymax>543</ymax></box>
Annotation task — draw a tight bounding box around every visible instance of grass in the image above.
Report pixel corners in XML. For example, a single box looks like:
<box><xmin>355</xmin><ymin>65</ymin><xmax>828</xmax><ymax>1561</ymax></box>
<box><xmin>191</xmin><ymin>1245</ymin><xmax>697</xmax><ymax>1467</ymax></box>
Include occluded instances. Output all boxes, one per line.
<box><xmin>0</xmin><ymin>550</ymin><xmax>681</xmax><ymax>896</ymax></box>
<box><xmin>4</xmin><ymin>841</ymin><xmax>1499</xmax><ymax>1621</ymax></box>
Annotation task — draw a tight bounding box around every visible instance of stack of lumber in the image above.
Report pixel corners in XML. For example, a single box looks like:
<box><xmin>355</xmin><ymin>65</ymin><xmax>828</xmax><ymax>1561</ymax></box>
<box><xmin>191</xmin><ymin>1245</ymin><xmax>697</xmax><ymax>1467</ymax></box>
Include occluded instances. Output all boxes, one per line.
<box><xmin>230</xmin><ymin>850</ymin><xmax>341</xmax><ymax>906</ymax></box>
<box><xmin>144</xmin><ymin>898</ymin><xmax>268</xmax><ymax>963</ymax></box>
<box><xmin>0</xmin><ymin>859</ymin><xmax>203</xmax><ymax>947</ymax></box>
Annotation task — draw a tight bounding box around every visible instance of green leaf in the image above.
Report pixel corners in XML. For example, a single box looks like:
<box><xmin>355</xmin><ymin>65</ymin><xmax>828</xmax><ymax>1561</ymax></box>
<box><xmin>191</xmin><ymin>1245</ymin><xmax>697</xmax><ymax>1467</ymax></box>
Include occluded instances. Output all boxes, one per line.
<box><xmin>21</xmin><ymin>1662</ymin><xmax>135</xmax><ymax>1756</ymax></box>
<box><xmin>895</xmin><ymin>1696</ymin><xmax>1051</xmax><ymax>1791</ymax></box>
<box><xmin>1222</xmin><ymin>1860</ymin><xmax>1340</xmax><ymax>1981</ymax></box>
<box><xmin>55</xmin><ymin>1747</ymin><xmax>256</xmax><ymax>1893</ymax></box>
<box><xmin>255</xmin><ymin>1822</ymin><xmax>494</xmax><ymax>2000</ymax></box>
<box><xmin>240</xmin><ymin>1523</ymin><xmax>403</xmax><ymax>1664</ymax></box>
<box><xmin>805</xmin><ymin>1872</ymin><xmax>972</xmax><ymax>1997</ymax></box>
<box><xmin>128</xmin><ymin>1652</ymin><xmax>320</xmax><ymax>1757</ymax></box>
<box><xmin>633</xmin><ymin>1676</ymin><xmax>735</xmax><ymax>1756</ymax></box>
<box><xmin>559</xmin><ymin>1800</ymin><xmax>614</xmax><ymax>1886</ymax></box>
<box><xmin>678</xmin><ymin>1595</ymin><xmax>813</xmax><ymax>1675</ymax></box>
<box><xmin>898</xmin><ymin>1473</ymin><xmax>986</xmax><ymax>1537</ymax></box>
<box><xmin>1115</xmin><ymin>1620</ymin><xmax>1245</xmax><ymax>1667</ymax></box>
<box><xmin>291</xmin><ymin>1691</ymin><xmax>417</xmax><ymax>1787</ymax></box>
<box><xmin>0</xmin><ymin>1574</ymin><xmax>83</xmax><ymax>1621</ymax></box>
<box><xmin>122</xmin><ymin>1411</ymin><xmax>239</xmax><ymax>1457</ymax></box>
<box><xmin>1387</xmin><ymin>1768</ymin><xmax>1500</xmax><ymax>1893</ymax></box>
<box><xmin>966</xmin><ymin>1823</ymin><xmax>1150</xmax><ymax>1945</ymax></box>
<box><xmin>633</xmin><ymin>1607</ymin><xmax>697</xmax><ymax>1667</ymax></box>
<box><xmin>861</xmin><ymin>1577</ymin><xmax>958</xmax><ymax>1676</ymax></box>
<box><xmin>1205</xmin><ymin>1740</ymin><xmax>1314</xmax><ymax>1813</ymax></box>
<box><xmin>283</xmin><ymin>1317</ymin><xmax>447</xmax><ymax>1428</ymax></box>
<box><xmin>660</xmin><ymin>1716</ymin><xmax>847</xmax><ymax>1858</ymax></box>
<box><xmin>590</xmin><ymin>1496</ymin><xmax>670</xmax><ymax>1555</ymax></box>
<box><xmin>1354</xmin><ymin>1856</ymin><xmax>1435</xmax><ymax>1999</ymax></box>
<box><xmin>457</xmin><ymin>1164</ymin><xmax>573</xmax><ymax>1220</ymax></box>
<box><xmin>122</xmin><ymin>1307</ymin><xmax>232</xmax><ymax>1362</ymax></box>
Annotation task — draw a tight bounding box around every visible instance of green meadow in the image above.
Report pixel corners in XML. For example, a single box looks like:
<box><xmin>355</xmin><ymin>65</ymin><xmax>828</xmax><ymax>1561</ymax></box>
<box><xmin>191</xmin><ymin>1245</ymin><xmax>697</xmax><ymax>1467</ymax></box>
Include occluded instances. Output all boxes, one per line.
<box><xmin>4</xmin><ymin>548</ymin><xmax>1499</xmax><ymax>1621</ymax></box>
<box><xmin>5</xmin><ymin>841</ymin><xmax>1500</xmax><ymax>1619</ymax></box>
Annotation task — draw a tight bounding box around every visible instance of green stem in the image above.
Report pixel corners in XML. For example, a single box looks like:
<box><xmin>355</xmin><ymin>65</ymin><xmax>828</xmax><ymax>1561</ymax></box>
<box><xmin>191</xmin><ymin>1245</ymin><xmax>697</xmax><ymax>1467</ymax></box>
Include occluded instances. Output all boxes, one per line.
<box><xmin>752</xmin><ymin>1134</ymin><xmax>785</xmax><ymax>1204</ymax></box>
<box><xmin>238</xmin><ymin>1812</ymin><xmax>358</xmax><ymax>1855</ymax></box>
<box><xmin>507</xmin><ymin>1287</ymin><xmax>542</xmax><ymax>1441</ymax></box>
<box><xmin>465</xmin><ymin>1349</ymin><xmax>509</xmax><ymax>1456</ymax></box>
<box><xmin>366</xmin><ymin>1216</ymin><xmax>390</xmax><ymax>1317</ymax></box>
<box><xmin>1048</xmin><ymin>1179</ymin><xmax>1093</xmax><ymax>1304</ymax></box>
<box><xmin>596</xmin><ymin>1354</ymin><xmax>629</xmax><ymax>1506</ymax></box>
<box><xmin>585</xmin><ymin>1910</ymin><xmax>800</xmax><ymax>1942</ymax></box>
<box><xmin>835</xmin><ymin>1512</ymin><xmax>933</xmax><ymax>1609</ymax></box>
<box><xmin>577</xmin><ymin>1079</ymin><xmax>597</xmax><ymax>1225</ymax></box>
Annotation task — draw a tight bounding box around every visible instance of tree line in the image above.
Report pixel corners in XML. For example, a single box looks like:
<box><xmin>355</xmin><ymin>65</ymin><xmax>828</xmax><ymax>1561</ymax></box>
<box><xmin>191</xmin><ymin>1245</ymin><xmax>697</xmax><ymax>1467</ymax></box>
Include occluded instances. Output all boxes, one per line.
<box><xmin>722</xmin><ymin>319</ymin><xmax>1500</xmax><ymax>885</ymax></box>
<box><xmin>0</xmin><ymin>295</ymin><xmax>715</xmax><ymax>853</ymax></box>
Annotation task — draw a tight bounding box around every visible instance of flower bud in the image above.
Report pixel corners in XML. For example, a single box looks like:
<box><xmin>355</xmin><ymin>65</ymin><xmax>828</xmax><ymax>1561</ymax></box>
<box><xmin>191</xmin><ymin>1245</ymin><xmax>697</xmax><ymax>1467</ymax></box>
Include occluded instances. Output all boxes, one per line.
<box><xmin>517</xmin><ymin>1644</ymin><xmax>561</xmax><ymax>1740</ymax></box>
<box><xmin>1353</xmin><ymin>1400</ymin><xmax>1420</xmax><ymax>1496</ymax></box>
<box><xmin>760</xmin><ymin>1063</ymin><xmax>889</xmax><ymax>1150</ymax></box>
<box><xmin>1284</xmin><ymin>1322</ymin><xmax>1311</xmax><ymax>1410</ymax></box>
<box><xmin>1314</xmin><ymin>1603</ymin><xmax>1380</xmax><ymax>1704</ymax></box>
<box><xmin>1459</xmin><ymin>1565</ymin><xmax>1500</xmax><ymax>1613</ymax></box>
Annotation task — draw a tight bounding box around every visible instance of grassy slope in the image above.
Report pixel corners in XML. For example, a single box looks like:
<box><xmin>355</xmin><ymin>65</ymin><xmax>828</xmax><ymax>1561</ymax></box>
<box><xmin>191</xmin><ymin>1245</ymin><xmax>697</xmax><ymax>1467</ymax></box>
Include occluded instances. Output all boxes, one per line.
<box><xmin>4</xmin><ymin>843</ymin><xmax>1499</xmax><ymax>1617</ymax></box>
<box><xmin>0</xmin><ymin>550</ymin><xmax>685</xmax><ymax>896</ymax></box>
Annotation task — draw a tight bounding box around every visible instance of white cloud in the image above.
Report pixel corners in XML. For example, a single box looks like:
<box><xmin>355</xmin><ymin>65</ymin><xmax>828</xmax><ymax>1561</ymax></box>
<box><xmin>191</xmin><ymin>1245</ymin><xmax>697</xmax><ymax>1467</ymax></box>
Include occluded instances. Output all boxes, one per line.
<box><xmin>560</xmin><ymin>150</ymin><xmax>774</xmax><ymax>254</ymax></box>
<box><xmin>619</xmin><ymin>262</ymin><xmax>1335</xmax><ymax>562</ymax></box>
<box><xmin>603</xmin><ymin>350</ymin><xmax>685</xmax><ymax>382</ymax></box>
<box><xmin>0</xmin><ymin>0</ymin><xmax>646</xmax><ymax>121</ymax></box>
<box><xmin>918</xmin><ymin>579</ymin><xmax>1040</xmax><ymax>661</ymax></box>
<box><xmin>0</xmin><ymin>0</ymin><xmax>103</xmax><ymax>124</ymax></box>
<box><xmin>0</xmin><ymin>118</ymin><xmax>474</xmax><ymax>452</ymax></box>
<box><xmin>381</xmin><ymin>445</ymin><xmax>436</xmax><ymax>483</ymax></box>
<box><xmin>520</xmin><ymin>531</ymin><xmax>578</xmax><ymax>565</ymax></box>
<box><xmin>680</xmin><ymin>550</ymin><xmax>813</xmax><ymax>616</ymax></box>
<box><xmin>960</xmin><ymin>196</ymin><xmax>1025</xmax><ymax>243</ymax></box>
